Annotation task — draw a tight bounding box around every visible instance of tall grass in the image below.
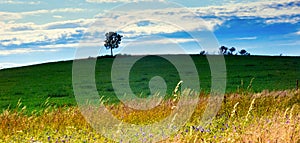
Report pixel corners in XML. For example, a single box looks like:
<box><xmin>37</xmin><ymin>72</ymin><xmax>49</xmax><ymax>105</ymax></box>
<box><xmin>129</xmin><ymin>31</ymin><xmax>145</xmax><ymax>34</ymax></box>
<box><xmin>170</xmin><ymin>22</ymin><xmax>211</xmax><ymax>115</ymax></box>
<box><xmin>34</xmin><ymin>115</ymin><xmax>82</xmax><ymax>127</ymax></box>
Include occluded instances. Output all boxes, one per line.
<box><xmin>0</xmin><ymin>90</ymin><xmax>299</xmax><ymax>142</ymax></box>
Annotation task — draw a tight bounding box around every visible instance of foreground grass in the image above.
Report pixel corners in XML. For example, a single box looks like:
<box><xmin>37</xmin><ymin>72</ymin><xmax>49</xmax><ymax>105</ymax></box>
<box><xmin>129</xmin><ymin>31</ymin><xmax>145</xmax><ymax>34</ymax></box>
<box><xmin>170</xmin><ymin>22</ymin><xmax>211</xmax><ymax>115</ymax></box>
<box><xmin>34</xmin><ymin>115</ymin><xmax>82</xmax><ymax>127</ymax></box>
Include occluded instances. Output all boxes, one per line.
<box><xmin>1</xmin><ymin>90</ymin><xmax>299</xmax><ymax>142</ymax></box>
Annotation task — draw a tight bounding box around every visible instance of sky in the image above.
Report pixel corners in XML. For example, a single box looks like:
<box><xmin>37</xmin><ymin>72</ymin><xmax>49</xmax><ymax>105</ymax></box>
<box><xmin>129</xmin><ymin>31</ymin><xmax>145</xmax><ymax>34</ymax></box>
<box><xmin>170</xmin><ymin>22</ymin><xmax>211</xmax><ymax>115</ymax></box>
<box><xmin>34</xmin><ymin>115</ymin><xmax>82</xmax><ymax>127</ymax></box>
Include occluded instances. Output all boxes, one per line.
<box><xmin>0</xmin><ymin>0</ymin><xmax>300</xmax><ymax>69</ymax></box>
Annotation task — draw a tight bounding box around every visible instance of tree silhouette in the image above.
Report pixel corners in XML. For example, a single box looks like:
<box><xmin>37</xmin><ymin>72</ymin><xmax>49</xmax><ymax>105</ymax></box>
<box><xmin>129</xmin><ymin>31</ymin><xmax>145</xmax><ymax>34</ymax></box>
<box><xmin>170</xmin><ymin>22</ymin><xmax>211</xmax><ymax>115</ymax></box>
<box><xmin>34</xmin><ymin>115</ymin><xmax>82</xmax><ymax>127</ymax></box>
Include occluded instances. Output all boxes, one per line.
<box><xmin>229</xmin><ymin>47</ymin><xmax>236</xmax><ymax>55</ymax></box>
<box><xmin>104</xmin><ymin>32</ymin><xmax>123</xmax><ymax>57</ymax></box>
<box><xmin>239</xmin><ymin>49</ymin><xmax>250</xmax><ymax>56</ymax></box>
<box><xmin>219</xmin><ymin>46</ymin><xmax>228</xmax><ymax>55</ymax></box>
<box><xmin>200</xmin><ymin>50</ymin><xmax>206</xmax><ymax>56</ymax></box>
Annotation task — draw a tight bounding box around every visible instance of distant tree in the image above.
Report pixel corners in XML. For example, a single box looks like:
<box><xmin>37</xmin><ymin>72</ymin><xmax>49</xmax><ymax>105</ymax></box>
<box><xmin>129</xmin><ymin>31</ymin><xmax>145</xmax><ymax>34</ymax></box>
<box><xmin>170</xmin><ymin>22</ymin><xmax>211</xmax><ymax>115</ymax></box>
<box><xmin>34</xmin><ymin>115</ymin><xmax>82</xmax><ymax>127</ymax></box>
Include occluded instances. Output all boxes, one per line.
<box><xmin>219</xmin><ymin>46</ymin><xmax>228</xmax><ymax>55</ymax></box>
<box><xmin>239</xmin><ymin>49</ymin><xmax>250</xmax><ymax>56</ymax></box>
<box><xmin>239</xmin><ymin>49</ymin><xmax>246</xmax><ymax>55</ymax></box>
<box><xmin>200</xmin><ymin>50</ymin><xmax>206</xmax><ymax>56</ymax></box>
<box><xmin>104</xmin><ymin>32</ymin><xmax>123</xmax><ymax>57</ymax></box>
<box><xmin>229</xmin><ymin>47</ymin><xmax>236</xmax><ymax>55</ymax></box>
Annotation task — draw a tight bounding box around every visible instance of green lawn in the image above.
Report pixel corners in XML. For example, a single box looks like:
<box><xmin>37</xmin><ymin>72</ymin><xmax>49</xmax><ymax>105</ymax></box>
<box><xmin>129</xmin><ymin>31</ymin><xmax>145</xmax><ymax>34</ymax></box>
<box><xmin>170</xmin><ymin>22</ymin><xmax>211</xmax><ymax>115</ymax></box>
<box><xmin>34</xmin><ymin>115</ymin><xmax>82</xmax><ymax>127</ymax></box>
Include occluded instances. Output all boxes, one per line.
<box><xmin>0</xmin><ymin>55</ymin><xmax>299</xmax><ymax>112</ymax></box>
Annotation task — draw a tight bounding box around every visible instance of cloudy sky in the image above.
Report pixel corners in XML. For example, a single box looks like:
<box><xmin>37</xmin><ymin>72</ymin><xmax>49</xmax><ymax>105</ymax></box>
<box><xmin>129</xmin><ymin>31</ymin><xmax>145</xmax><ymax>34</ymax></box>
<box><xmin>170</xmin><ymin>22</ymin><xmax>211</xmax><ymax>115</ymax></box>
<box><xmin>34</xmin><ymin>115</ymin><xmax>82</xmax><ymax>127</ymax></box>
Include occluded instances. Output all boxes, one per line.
<box><xmin>0</xmin><ymin>0</ymin><xmax>299</xmax><ymax>69</ymax></box>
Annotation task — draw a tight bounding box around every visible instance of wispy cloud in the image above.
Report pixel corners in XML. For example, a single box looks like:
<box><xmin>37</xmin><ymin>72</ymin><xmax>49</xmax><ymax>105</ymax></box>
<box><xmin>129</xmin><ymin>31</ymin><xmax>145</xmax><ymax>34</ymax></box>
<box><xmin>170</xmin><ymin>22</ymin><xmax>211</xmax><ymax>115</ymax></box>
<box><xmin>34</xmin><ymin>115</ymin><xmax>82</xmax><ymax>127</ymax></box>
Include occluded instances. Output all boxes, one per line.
<box><xmin>21</xmin><ymin>8</ymin><xmax>86</xmax><ymax>16</ymax></box>
<box><xmin>53</xmin><ymin>15</ymin><xmax>63</xmax><ymax>19</ymax></box>
<box><xmin>0</xmin><ymin>0</ymin><xmax>41</xmax><ymax>5</ymax></box>
<box><xmin>0</xmin><ymin>48</ymin><xmax>57</xmax><ymax>56</ymax></box>
<box><xmin>195</xmin><ymin>0</ymin><xmax>300</xmax><ymax>24</ymax></box>
<box><xmin>235</xmin><ymin>37</ymin><xmax>257</xmax><ymax>40</ymax></box>
<box><xmin>0</xmin><ymin>62</ymin><xmax>24</xmax><ymax>69</ymax></box>
<box><xmin>86</xmin><ymin>0</ymin><xmax>165</xmax><ymax>3</ymax></box>
<box><xmin>278</xmin><ymin>40</ymin><xmax>300</xmax><ymax>46</ymax></box>
<box><xmin>39</xmin><ymin>43</ymin><xmax>81</xmax><ymax>49</ymax></box>
<box><xmin>0</xmin><ymin>18</ymin><xmax>91</xmax><ymax>47</ymax></box>
<box><xmin>0</xmin><ymin>8</ymin><xmax>86</xmax><ymax>21</ymax></box>
<box><xmin>0</xmin><ymin>12</ymin><xmax>22</xmax><ymax>20</ymax></box>
<box><xmin>0</xmin><ymin>27</ymin><xmax>85</xmax><ymax>46</ymax></box>
<box><xmin>43</xmin><ymin>19</ymin><xmax>93</xmax><ymax>30</ymax></box>
<box><xmin>39</xmin><ymin>39</ymin><xmax>119</xmax><ymax>49</ymax></box>
<box><xmin>123</xmin><ymin>38</ymin><xmax>197</xmax><ymax>46</ymax></box>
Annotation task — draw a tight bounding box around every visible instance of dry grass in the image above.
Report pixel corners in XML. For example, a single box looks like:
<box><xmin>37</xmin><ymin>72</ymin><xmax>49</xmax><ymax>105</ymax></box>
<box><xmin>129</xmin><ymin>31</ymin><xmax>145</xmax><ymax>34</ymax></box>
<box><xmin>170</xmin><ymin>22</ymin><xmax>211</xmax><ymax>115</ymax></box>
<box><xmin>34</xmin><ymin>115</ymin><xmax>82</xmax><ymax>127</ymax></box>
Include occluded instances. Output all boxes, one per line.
<box><xmin>0</xmin><ymin>90</ymin><xmax>299</xmax><ymax>142</ymax></box>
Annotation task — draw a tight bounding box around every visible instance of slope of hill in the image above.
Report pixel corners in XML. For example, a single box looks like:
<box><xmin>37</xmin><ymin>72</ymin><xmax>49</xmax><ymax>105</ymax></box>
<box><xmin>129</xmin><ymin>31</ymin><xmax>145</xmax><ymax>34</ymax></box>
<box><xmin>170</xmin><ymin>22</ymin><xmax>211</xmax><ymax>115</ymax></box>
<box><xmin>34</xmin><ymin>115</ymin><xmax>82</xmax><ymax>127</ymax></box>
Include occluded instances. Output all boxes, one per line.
<box><xmin>0</xmin><ymin>55</ymin><xmax>299</xmax><ymax>111</ymax></box>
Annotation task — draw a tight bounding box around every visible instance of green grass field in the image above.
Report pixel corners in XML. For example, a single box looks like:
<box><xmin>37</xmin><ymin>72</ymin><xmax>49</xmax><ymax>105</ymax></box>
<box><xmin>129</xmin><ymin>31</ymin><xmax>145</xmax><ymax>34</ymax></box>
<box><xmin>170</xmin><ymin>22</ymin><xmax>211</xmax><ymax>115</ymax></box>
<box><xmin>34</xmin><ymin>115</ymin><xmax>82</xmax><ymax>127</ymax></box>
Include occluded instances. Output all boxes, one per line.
<box><xmin>0</xmin><ymin>55</ymin><xmax>299</xmax><ymax>112</ymax></box>
<box><xmin>0</xmin><ymin>55</ymin><xmax>300</xmax><ymax>142</ymax></box>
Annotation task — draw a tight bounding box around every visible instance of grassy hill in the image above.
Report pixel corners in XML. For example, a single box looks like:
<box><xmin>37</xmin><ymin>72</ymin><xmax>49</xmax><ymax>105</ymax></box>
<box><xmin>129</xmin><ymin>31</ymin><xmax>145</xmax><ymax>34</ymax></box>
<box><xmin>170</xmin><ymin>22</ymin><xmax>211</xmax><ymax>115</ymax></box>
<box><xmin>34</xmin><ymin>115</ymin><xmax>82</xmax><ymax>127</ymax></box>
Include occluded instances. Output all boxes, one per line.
<box><xmin>0</xmin><ymin>55</ymin><xmax>299</xmax><ymax>112</ymax></box>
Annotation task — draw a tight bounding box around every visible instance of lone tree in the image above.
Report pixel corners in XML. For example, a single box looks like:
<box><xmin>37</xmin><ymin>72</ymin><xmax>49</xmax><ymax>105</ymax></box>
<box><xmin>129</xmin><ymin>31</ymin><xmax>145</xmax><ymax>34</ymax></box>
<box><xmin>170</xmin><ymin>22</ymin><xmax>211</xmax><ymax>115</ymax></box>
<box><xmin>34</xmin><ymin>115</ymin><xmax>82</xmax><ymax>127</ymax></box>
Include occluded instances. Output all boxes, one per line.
<box><xmin>104</xmin><ymin>32</ymin><xmax>123</xmax><ymax>56</ymax></box>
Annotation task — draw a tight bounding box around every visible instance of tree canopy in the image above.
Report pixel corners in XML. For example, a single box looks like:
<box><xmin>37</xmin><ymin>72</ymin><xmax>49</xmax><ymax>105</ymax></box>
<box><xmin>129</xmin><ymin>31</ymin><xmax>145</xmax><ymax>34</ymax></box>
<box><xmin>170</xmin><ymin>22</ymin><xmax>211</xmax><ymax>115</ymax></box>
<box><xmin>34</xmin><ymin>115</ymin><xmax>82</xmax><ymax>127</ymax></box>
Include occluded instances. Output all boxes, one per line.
<box><xmin>104</xmin><ymin>32</ymin><xmax>123</xmax><ymax>56</ymax></box>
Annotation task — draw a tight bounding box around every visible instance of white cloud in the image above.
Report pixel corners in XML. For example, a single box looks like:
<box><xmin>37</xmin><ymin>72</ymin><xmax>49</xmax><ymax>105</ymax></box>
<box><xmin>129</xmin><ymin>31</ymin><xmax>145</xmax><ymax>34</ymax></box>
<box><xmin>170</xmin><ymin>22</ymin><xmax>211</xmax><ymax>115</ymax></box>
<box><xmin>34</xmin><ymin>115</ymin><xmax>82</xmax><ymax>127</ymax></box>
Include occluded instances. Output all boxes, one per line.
<box><xmin>21</xmin><ymin>8</ymin><xmax>86</xmax><ymax>16</ymax></box>
<box><xmin>0</xmin><ymin>22</ymin><xmax>36</xmax><ymax>32</ymax></box>
<box><xmin>235</xmin><ymin>37</ymin><xmax>257</xmax><ymax>40</ymax></box>
<box><xmin>0</xmin><ymin>48</ymin><xmax>58</xmax><ymax>56</ymax></box>
<box><xmin>0</xmin><ymin>8</ymin><xmax>86</xmax><ymax>21</ymax></box>
<box><xmin>86</xmin><ymin>0</ymin><xmax>165</xmax><ymax>3</ymax></box>
<box><xmin>39</xmin><ymin>43</ymin><xmax>80</xmax><ymax>49</ymax></box>
<box><xmin>93</xmin><ymin>8</ymin><xmax>218</xmax><ymax>37</ymax></box>
<box><xmin>43</xmin><ymin>18</ymin><xmax>94</xmax><ymax>29</ymax></box>
<box><xmin>121</xmin><ymin>22</ymin><xmax>186</xmax><ymax>35</ymax></box>
<box><xmin>53</xmin><ymin>15</ymin><xmax>63</xmax><ymax>19</ymax></box>
<box><xmin>0</xmin><ymin>28</ymin><xmax>85</xmax><ymax>46</ymax></box>
<box><xmin>265</xmin><ymin>17</ymin><xmax>300</xmax><ymax>24</ymax></box>
<box><xmin>123</xmin><ymin>38</ymin><xmax>197</xmax><ymax>46</ymax></box>
<box><xmin>0</xmin><ymin>19</ymin><xmax>93</xmax><ymax>46</ymax></box>
<box><xmin>90</xmin><ymin>0</ymin><xmax>299</xmax><ymax>37</ymax></box>
<box><xmin>0</xmin><ymin>12</ymin><xmax>22</xmax><ymax>20</ymax></box>
<box><xmin>0</xmin><ymin>0</ymin><xmax>41</xmax><ymax>5</ymax></box>
<box><xmin>193</xmin><ymin>0</ymin><xmax>300</xmax><ymax>23</ymax></box>
<box><xmin>39</xmin><ymin>41</ymin><xmax>104</xmax><ymax>49</ymax></box>
<box><xmin>278</xmin><ymin>40</ymin><xmax>300</xmax><ymax>46</ymax></box>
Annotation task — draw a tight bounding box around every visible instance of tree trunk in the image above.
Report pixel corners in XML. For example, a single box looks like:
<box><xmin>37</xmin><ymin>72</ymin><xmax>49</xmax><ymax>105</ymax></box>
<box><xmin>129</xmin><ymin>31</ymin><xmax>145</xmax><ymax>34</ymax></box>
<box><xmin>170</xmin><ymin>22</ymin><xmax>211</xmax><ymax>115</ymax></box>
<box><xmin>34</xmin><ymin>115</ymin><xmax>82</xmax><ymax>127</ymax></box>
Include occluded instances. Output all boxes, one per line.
<box><xmin>111</xmin><ymin>48</ymin><xmax>113</xmax><ymax>57</ymax></box>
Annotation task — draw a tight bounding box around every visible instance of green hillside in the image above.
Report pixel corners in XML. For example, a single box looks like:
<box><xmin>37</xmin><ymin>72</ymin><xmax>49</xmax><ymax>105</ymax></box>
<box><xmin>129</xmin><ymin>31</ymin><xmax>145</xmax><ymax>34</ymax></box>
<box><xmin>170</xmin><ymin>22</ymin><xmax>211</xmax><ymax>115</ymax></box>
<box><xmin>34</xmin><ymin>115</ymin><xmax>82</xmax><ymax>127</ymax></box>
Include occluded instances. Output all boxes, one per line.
<box><xmin>0</xmin><ymin>55</ymin><xmax>299</xmax><ymax>112</ymax></box>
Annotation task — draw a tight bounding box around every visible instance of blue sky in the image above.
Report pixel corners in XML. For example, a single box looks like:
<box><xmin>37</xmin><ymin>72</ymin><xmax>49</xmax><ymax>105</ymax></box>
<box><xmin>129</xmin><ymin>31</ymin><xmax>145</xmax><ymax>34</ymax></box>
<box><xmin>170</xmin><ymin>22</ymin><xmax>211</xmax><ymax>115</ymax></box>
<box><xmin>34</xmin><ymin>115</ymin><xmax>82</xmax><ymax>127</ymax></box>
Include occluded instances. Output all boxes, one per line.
<box><xmin>0</xmin><ymin>0</ymin><xmax>300</xmax><ymax>69</ymax></box>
